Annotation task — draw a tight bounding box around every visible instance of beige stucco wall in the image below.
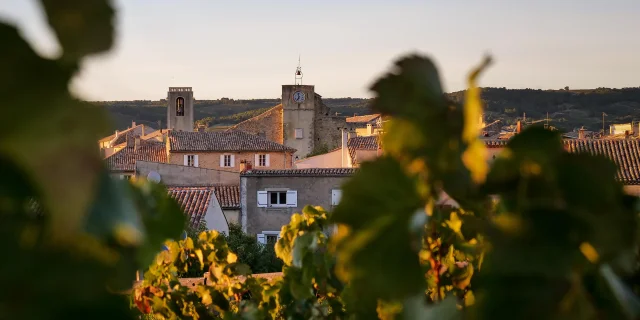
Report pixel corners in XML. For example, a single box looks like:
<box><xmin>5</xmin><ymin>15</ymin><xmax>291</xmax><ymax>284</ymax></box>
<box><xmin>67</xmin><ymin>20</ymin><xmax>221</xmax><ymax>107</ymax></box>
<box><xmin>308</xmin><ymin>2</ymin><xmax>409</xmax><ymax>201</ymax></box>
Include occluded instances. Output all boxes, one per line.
<box><xmin>168</xmin><ymin>151</ymin><xmax>293</xmax><ymax>172</ymax></box>
<box><xmin>295</xmin><ymin>149</ymin><xmax>347</xmax><ymax>169</ymax></box>
<box><xmin>135</xmin><ymin>160</ymin><xmax>239</xmax><ymax>186</ymax></box>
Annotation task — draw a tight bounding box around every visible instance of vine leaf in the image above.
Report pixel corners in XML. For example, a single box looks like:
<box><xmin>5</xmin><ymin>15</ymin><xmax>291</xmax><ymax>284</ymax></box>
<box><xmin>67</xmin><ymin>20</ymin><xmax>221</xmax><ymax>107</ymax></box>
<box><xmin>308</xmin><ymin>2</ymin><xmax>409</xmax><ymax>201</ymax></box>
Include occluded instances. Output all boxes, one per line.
<box><xmin>331</xmin><ymin>156</ymin><xmax>424</xmax><ymax>301</ymax></box>
<box><xmin>39</xmin><ymin>0</ymin><xmax>115</xmax><ymax>61</ymax></box>
<box><xmin>461</xmin><ymin>56</ymin><xmax>492</xmax><ymax>184</ymax></box>
<box><xmin>0</xmin><ymin>23</ymin><xmax>111</xmax><ymax>242</ymax></box>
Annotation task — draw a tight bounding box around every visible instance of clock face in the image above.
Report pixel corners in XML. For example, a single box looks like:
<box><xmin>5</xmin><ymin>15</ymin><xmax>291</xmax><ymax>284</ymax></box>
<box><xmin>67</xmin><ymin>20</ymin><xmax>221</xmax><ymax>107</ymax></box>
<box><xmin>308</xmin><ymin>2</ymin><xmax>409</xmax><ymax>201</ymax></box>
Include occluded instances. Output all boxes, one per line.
<box><xmin>292</xmin><ymin>91</ymin><xmax>305</xmax><ymax>103</ymax></box>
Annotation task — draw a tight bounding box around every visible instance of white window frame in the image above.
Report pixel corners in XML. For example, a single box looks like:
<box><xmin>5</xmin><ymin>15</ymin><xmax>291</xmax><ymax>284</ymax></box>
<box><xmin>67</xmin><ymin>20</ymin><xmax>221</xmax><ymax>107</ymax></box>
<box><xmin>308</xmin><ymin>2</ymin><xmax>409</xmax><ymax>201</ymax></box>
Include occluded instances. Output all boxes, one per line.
<box><xmin>331</xmin><ymin>189</ymin><xmax>342</xmax><ymax>206</ymax></box>
<box><xmin>267</xmin><ymin>190</ymin><xmax>288</xmax><ymax>207</ymax></box>
<box><xmin>220</xmin><ymin>154</ymin><xmax>234</xmax><ymax>167</ymax></box>
<box><xmin>295</xmin><ymin>128</ymin><xmax>303</xmax><ymax>139</ymax></box>
<box><xmin>257</xmin><ymin>231</ymin><xmax>281</xmax><ymax>245</ymax></box>
<box><xmin>257</xmin><ymin>189</ymin><xmax>297</xmax><ymax>208</ymax></box>
<box><xmin>184</xmin><ymin>154</ymin><xmax>199</xmax><ymax>167</ymax></box>
<box><xmin>259</xmin><ymin>154</ymin><xmax>266</xmax><ymax>167</ymax></box>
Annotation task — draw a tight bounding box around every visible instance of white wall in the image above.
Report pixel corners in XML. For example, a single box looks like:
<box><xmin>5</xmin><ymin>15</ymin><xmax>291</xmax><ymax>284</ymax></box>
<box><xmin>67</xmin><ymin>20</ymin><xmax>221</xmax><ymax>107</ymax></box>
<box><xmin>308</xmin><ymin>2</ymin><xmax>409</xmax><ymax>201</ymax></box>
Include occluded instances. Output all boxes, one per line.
<box><xmin>205</xmin><ymin>195</ymin><xmax>229</xmax><ymax>234</ymax></box>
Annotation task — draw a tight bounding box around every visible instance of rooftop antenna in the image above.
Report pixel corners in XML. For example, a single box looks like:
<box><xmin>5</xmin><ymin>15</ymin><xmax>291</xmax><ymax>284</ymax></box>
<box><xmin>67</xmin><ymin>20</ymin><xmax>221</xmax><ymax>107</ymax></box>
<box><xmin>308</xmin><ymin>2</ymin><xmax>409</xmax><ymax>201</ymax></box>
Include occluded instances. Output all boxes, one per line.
<box><xmin>294</xmin><ymin>55</ymin><xmax>303</xmax><ymax>85</ymax></box>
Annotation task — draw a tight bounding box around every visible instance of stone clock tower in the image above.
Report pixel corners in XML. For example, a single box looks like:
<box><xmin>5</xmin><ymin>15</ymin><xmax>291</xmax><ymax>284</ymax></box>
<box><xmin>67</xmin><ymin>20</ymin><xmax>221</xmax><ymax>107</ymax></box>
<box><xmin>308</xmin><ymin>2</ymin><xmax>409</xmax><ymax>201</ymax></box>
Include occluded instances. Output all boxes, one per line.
<box><xmin>282</xmin><ymin>84</ymin><xmax>316</xmax><ymax>160</ymax></box>
<box><xmin>167</xmin><ymin>87</ymin><xmax>194</xmax><ymax>132</ymax></box>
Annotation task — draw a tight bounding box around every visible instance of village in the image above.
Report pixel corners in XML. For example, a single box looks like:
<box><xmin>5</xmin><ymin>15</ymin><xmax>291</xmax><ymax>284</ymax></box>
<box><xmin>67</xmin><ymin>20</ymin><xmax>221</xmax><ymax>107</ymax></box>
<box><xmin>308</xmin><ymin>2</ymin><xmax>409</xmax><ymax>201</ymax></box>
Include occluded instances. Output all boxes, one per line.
<box><xmin>101</xmin><ymin>70</ymin><xmax>640</xmax><ymax>247</ymax></box>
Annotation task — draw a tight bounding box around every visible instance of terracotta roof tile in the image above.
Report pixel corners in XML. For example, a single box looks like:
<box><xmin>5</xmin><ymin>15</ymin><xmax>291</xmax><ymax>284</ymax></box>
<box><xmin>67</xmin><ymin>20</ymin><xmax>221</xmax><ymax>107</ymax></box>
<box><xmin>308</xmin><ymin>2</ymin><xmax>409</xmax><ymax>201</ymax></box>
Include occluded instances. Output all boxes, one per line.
<box><xmin>169</xmin><ymin>131</ymin><xmax>295</xmax><ymax>152</ymax></box>
<box><xmin>212</xmin><ymin>185</ymin><xmax>240</xmax><ymax>209</ymax></box>
<box><xmin>105</xmin><ymin>138</ymin><xmax>167</xmax><ymax>172</ymax></box>
<box><xmin>346</xmin><ymin>114</ymin><xmax>381</xmax><ymax>124</ymax></box>
<box><xmin>167</xmin><ymin>187</ymin><xmax>213</xmax><ymax>228</ymax></box>
<box><xmin>348</xmin><ymin>136</ymin><xmax>380</xmax><ymax>165</ymax></box>
<box><xmin>241</xmin><ymin>168</ymin><xmax>357</xmax><ymax>177</ymax></box>
<box><xmin>563</xmin><ymin>139</ymin><xmax>640</xmax><ymax>184</ymax></box>
<box><xmin>485</xmin><ymin>138</ymin><xmax>640</xmax><ymax>184</ymax></box>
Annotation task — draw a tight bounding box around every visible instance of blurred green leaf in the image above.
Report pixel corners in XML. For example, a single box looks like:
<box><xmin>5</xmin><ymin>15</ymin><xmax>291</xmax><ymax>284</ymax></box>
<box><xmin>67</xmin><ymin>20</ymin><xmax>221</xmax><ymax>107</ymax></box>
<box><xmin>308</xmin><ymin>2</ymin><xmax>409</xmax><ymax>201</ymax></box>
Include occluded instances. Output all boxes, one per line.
<box><xmin>39</xmin><ymin>0</ymin><xmax>115</xmax><ymax>61</ymax></box>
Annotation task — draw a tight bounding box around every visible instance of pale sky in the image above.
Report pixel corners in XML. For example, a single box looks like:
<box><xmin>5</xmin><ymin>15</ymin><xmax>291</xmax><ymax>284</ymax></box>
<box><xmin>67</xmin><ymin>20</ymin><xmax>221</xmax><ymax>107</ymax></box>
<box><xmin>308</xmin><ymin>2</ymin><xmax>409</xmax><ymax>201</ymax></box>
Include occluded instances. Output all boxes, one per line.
<box><xmin>1</xmin><ymin>0</ymin><xmax>639</xmax><ymax>101</ymax></box>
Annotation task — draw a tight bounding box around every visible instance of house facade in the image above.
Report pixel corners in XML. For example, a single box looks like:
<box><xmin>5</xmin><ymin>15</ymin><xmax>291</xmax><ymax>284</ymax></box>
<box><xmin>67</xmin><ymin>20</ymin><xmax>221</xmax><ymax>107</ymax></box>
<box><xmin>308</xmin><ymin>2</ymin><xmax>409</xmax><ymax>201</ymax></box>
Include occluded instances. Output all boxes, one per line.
<box><xmin>167</xmin><ymin>187</ymin><xmax>230</xmax><ymax>234</ymax></box>
<box><xmin>105</xmin><ymin>134</ymin><xmax>168</xmax><ymax>179</ymax></box>
<box><xmin>167</xmin><ymin>131</ymin><xmax>295</xmax><ymax>171</ymax></box>
<box><xmin>239</xmin><ymin>168</ymin><xmax>356</xmax><ymax>242</ymax></box>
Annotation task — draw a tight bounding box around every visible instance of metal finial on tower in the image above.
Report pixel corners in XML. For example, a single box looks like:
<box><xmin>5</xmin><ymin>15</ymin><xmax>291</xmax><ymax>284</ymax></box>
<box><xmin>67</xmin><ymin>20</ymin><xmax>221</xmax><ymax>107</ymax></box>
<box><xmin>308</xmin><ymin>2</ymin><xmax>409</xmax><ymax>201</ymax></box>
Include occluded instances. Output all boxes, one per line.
<box><xmin>295</xmin><ymin>55</ymin><xmax>303</xmax><ymax>85</ymax></box>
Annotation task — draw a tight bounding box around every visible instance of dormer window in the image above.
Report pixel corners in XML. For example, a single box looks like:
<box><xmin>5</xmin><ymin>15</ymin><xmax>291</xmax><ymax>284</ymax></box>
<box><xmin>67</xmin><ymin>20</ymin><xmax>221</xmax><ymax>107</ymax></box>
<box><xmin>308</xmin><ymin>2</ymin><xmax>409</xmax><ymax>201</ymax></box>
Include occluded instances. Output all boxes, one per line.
<box><xmin>176</xmin><ymin>97</ymin><xmax>185</xmax><ymax>116</ymax></box>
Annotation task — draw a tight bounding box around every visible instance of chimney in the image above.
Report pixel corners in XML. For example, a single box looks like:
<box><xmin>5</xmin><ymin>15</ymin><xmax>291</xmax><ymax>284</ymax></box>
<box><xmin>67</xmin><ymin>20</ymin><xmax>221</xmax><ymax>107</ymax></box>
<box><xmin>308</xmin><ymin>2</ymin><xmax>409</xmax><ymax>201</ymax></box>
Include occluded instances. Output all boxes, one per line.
<box><xmin>126</xmin><ymin>133</ymin><xmax>134</xmax><ymax>147</ymax></box>
<box><xmin>578</xmin><ymin>127</ymin><xmax>585</xmax><ymax>139</ymax></box>
<box><xmin>132</xmin><ymin>121</ymin><xmax>136</xmax><ymax>128</ymax></box>
<box><xmin>115</xmin><ymin>130</ymin><xmax>119</xmax><ymax>138</ymax></box>
<box><xmin>134</xmin><ymin>135</ymin><xmax>141</xmax><ymax>151</ymax></box>
<box><xmin>625</xmin><ymin>130</ymin><xmax>630</xmax><ymax>139</ymax></box>
<box><xmin>367</xmin><ymin>123</ymin><xmax>374</xmax><ymax>136</ymax></box>
<box><xmin>239</xmin><ymin>160</ymin><xmax>252</xmax><ymax>173</ymax></box>
<box><xmin>516</xmin><ymin>120</ymin><xmax>522</xmax><ymax>134</ymax></box>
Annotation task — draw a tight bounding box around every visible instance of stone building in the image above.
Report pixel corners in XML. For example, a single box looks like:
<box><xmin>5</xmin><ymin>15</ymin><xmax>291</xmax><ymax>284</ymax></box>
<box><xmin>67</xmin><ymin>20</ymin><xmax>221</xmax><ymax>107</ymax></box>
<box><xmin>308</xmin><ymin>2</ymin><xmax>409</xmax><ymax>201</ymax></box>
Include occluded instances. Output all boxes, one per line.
<box><xmin>104</xmin><ymin>134</ymin><xmax>167</xmax><ymax>179</ymax></box>
<box><xmin>167</xmin><ymin>87</ymin><xmax>195</xmax><ymax>132</ymax></box>
<box><xmin>167</xmin><ymin>131</ymin><xmax>296</xmax><ymax>172</ymax></box>
<box><xmin>239</xmin><ymin>168</ymin><xmax>356</xmax><ymax>239</ymax></box>
<box><xmin>228</xmin><ymin>84</ymin><xmax>356</xmax><ymax>161</ymax></box>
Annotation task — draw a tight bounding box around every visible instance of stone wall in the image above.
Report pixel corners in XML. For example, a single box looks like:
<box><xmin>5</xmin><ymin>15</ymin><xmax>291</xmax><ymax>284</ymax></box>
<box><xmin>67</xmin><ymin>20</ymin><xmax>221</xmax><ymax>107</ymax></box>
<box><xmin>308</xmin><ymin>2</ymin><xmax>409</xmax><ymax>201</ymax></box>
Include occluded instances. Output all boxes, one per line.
<box><xmin>240</xmin><ymin>174</ymin><xmax>350</xmax><ymax>235</ymax></box>
<box><xmin>227</xmin><ymin>105</ymin><xmax>283</xmax><ymax>144</ymax></box>
<box><xmin>168</xmin><ymin>151</ymin><xmax>293</xmax><ymax>171</ymax></box>
<box><xmin>313</xmin><ymin>94</ymin><xmax>355</xmax><ymax>153</ymax></box>
<box><xmin>135</xmin><ymin>160</ymin><xmax>239</xmax><ymax>186</ymax></box>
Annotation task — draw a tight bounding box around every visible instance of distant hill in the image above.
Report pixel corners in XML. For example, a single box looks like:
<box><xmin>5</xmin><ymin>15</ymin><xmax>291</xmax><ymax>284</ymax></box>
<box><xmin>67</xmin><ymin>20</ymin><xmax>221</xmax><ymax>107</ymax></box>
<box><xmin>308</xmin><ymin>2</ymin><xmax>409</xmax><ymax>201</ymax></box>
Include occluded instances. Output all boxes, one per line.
<box><xmin>97</xmin><ymin>98</ymin><xmax>372</xmax><ymax>131</ymax></box>
<box><xmin>97</xmin><ymin>87</ymin><xmax>640</xmax><ymax>133</ymax></box>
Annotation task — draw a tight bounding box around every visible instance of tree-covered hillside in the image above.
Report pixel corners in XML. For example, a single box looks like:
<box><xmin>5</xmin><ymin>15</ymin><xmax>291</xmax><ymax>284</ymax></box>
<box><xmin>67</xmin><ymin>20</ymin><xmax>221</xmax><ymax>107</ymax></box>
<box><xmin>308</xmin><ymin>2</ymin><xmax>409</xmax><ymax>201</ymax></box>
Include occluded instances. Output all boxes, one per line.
<box><xmin>98</xmin><ymin>87</ymin><xmax>640</xmax><ymax>133</ymax></box>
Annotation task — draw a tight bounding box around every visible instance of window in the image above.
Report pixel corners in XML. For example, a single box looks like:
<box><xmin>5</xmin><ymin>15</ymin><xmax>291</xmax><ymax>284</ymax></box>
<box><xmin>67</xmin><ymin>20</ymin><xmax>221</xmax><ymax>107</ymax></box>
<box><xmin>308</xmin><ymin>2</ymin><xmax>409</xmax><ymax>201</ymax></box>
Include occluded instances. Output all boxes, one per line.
<box><xmin>184</xmin><ymin>154</ymin><xmax>198</xmax><ymax>167</ymax></box>
<box><xmin>176</xmin><ymin>97</ymin><xmax>185</xmax><ymax>116</ymax></box>
<box><xmin>257</xmin><ymin>190</ymin><xmax>297</xmax><ymax>208</ymax></box>
<box><xmin>331</xmin><ymin>189</ymin><xmax>342</xmax><ymax>206</ymax></box>
<box><xmin>266</xmin><ymin>234</ymin><xmax>278</xmax><ymax>245</ymax></box>
<box><xmin>269</xmin><ymin>191</ymin><xmax>287</xmax><ymax>206</ymax></box>
<box><xmin>220</xmin><ymin>154</ymin><xmax>234</xmax><ymax>167</ymax></box>
<box><xmin>257</xmin><ymin>231</ymin><xmax>280</xmax><ymax>245</ymax></box>
<box><xmin>295</xmin><ymin>128</ymin><xmax>303</xmax><ymax>139</ymax></box>
<box><xmin>256</xmin><ymin>154</ymin><xmax>269</xmax><ymax>167</ymax></box>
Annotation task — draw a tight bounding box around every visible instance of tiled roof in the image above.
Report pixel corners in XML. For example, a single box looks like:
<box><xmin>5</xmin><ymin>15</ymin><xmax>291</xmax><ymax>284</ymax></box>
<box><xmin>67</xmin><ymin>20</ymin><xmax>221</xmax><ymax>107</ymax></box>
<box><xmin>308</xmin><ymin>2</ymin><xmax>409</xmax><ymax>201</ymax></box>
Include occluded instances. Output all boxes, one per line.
<box><xmin>169</xmin><ymin>131</ymin><xmax>295</xmax><ymax>152</ymax></box>
<box><xmin>241</xmin><ymin>168</ymin><xmax>358</xmax><ymax>177</ymax></box>
<box><xmin>563</xmin><ymin>139</ymin><xmax>640</xmax><ymax>184</ymax></box>
<box><xmin>167</xmin><ymin>187</ymin><xmax>213</xmax><ymax>228</ymax></box>
<box><xmin>348</xmin><ymin>136</ymin><xmax>380</xmax><ymax>165</ymax></box>
<box><xmin>100</xmin><ymin>124</ymin><xmax>156</xmax><ymax>145</ymax></box>
<box><xmin>346</xmin><ymin>114</ymin><xmax>381</xmax><ymax>124</ymax></box>
<box><xmin>105</xmin><ymin>138</ymin><xmax>167</xmax><ymax>172</ymax></box>
<box><xmin>212</xmin><ymin>185</ymin><xmax>240</xmax><ymax>209</ymax></box>
<box><xmin>484</xmin><ymin>138</ymin><xmax>640</xmax><ymax>184</ymax></box>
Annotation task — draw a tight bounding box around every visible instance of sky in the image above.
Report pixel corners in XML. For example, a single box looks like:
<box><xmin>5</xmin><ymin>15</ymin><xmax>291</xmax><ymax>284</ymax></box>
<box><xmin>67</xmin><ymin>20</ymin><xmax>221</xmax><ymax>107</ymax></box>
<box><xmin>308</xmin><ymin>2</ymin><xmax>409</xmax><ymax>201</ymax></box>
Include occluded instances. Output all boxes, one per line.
<box><xmin>1</xmin><ymin>0</ymin><xmax>639</xmax><ymax>101</ymax></box>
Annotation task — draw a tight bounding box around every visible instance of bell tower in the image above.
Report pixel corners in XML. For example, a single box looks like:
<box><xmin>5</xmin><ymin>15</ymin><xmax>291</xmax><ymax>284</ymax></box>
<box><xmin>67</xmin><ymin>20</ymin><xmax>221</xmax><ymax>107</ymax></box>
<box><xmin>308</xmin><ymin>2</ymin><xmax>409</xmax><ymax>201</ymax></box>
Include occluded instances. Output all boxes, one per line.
<box><xmin>167</xmin><ymin>87</ymin><xmax>194</xmax><ymax>132</ymax></box>
<box><xmin>282</xmin><ymin>58</ymin><xmax>315</xmax><ymax>160</ymax></box>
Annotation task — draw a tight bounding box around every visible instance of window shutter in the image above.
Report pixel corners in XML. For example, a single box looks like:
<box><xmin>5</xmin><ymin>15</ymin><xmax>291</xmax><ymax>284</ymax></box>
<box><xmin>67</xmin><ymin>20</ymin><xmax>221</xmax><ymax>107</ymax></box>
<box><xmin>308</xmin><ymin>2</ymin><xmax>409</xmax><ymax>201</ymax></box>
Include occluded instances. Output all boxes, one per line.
<box><xmin>254</xmin><ymin>154</ymin><xmax>259</xmax><ymax>167</ymax></box>
<box><xmin>331</xmin><ymin>189</ymin><xmax>342</xmax><ymax>206</ymax></box>
<box><xmin>266</xmin><ymin>154</ymin><xmax>270</xmax><ymax>167</ymax></box>
<box><xmin>286</xmin><ymin>190</ymin><xmax>297</xmax><ymax>207</ymax></box>
<box><xmin>184</xmin><ymin>155</ymin><xmax>188</xmax><ymax>166</ymax></box>
<box><xmin>257</xmin><ymin>191</ymin><xmax>268</xmax><ymax>207</ymax></box>
<box><xmin>194</xmin><ymin>155</ymin><xmax>199</xmax><ymax>167</ymax></box>
<box><xmin>230</xmin><ymin>155</ymin><xmax>235</xmax><ymax>167</ymax></box>
<box><xmin>257</xmin><ymin>234</ymin><xmax>266</xmax><ymax>244</ymax></box>
<box><xmin>220</xmin><ymin>155</ymin><xmax>224</xmax><ymax>167</ymax></box>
